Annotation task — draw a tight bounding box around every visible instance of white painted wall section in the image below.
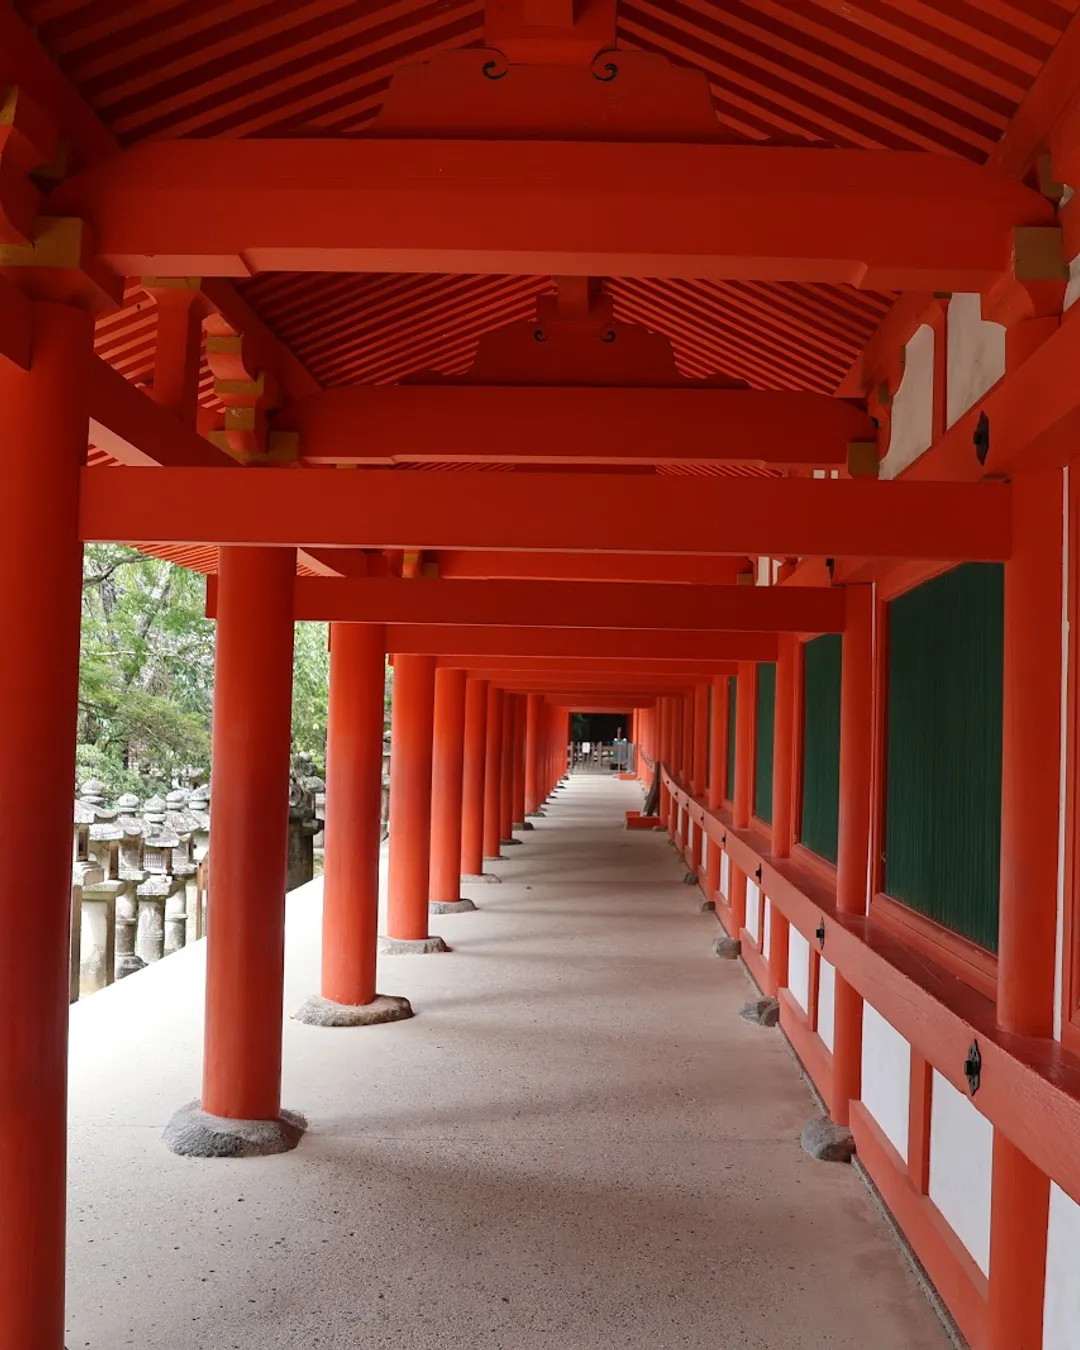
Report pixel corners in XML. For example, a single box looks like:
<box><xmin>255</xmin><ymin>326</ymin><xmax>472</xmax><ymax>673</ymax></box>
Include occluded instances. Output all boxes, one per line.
<box><xmin>763</xmin><ymin>897</ymin><xmax>772</xmax><ymax>959</ymax></box>
<box><xmin>720</xmin><ymin>851</ymin><xmax>730</xmax><ymax>901</ymax></box>
<box><xmin>861</xmin><ymin>1003</ymin><xmax>911</xmax><ymax>1161</ymax></box>
<box><xmin>745</xmin><ymin>880</ymin><xmax>760</xmax><ymax>943</ymax></box>
<box><xmin>881</xmin><ymin>324</ymin><xmax>934</xmax><ymax>480</ymax></box>
<box><xmin>701</xmin><ymin>836</ymin><xmax>708</xmax><ymax>872</ymax></box>
<box><xmin>928</xmin><ymin>1071</ymin><xmax>993</xmax><ymax>1276</ymax></box>
<box><xmin>787</xmin><ymin>925</ymin><xmax>810</xmax><ymax>1013</ymax></box>
<box><xmin>1044</xmin><ymin>1182</ymin><xmax>1080</xmax><ymax>1349</ymax></box>
<box><xmin>817</xmin><ymin>957</ymin><xmax>835</xmax><ymax>1051</ymax></box>
<box><xmin>945</xmin><ymin>293</ymin><xmax>1005</xmax><ymax>427</ymax></box>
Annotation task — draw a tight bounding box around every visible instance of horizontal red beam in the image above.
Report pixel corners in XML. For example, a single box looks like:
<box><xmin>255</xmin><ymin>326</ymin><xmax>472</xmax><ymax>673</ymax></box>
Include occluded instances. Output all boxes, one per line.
<box><xmin>439</xmin><ymin>658</ymin><xmax>736</xmax><ymax>677</ymax></box>
<box><xmin>87</xmin><ymin>356</ymin><xmax>233</xmax><ymax>469</ymax></box>
<box><xmin>436</xmin><ymin>552</ymin><xmax>744</xmax><ymax>584</ymax></box>
<box><xmin>81</xmin><ymin>468</ymin><xmax>1012</xmax><ymax>561</ymax></box>
<box><xmin>387</xmin><ymin>626</ymin><xmax>778</xmax><ymax>660</ymax></box>
<box><xmin>281</xmin><ymin>386</ymin><xmax>873</xmax><ymax>469</ymax></box>
<box><xmin>53</xmin><ymin>140</ymin><xmax>1052</xmax><ymax>290</ymax></box>
<box><xmin>267</xmin><ymin>577</ymin><xmax>844</xmax><ymax>632</ymax></box>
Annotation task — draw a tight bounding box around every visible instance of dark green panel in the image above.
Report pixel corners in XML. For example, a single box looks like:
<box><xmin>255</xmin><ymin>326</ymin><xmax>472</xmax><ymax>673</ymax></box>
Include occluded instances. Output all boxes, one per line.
<box><xmin>755</xmin><ymin>663</ymin><xmax>776</xmax><ymax>824</ymax></box>
<box><xmin>884</xmin><ymin>563</ymin><xmax>1004</xmax><ymax>952</ymax></box>
<box><xmin>727</xmin><ymin>675</ymin><xmax>737</xmax><ymax>800</ymax></box>
<box><xmin>799</xmin><ymin>635</ymin><xmax>842</xmax><ymax>865</ymax></box>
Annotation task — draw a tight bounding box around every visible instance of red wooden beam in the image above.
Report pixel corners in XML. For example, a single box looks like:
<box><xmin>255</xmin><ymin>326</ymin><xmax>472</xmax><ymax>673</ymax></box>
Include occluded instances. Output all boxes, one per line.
<box><xmin>80</xmin><ymin>467</ymin><xmax>1012</xmax><ymax>561</ymax></box>
<box><xmin>281</xmin><ymin>386</ymin><xmax>873</xmax><ymax>468</ymax></box>
<box><xmin>87</xmin><ymin>356</ymin><xmax>234</xmax><ymax>469</ymax></box>
<box><xmin>438</xmin><ymin>657</ymin><xmax>735</xmax><ymax>677</ymax></box>
<box><xmin>272</xmin><ymin>577</ymin><xmax>843</xmax><ymax>631</ymax></box>
<box><xmin>52</xmin><ymin>140</ymin><xmax>1052</xmax><ymax>291</ymax></box>
<box><xmin>387</xmin><ymin>626</ymin><xmax>778</xmax><ymax>660</ymax></box>
<box><xmin>436</xmin><ymin>552</ymin><xmax>744</xmax><ymax>584</ymax></box>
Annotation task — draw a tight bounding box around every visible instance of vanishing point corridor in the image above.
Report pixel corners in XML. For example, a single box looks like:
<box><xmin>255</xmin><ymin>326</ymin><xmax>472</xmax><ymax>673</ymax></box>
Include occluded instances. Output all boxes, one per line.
<box><xmin>66</xmin><ymin>776</ymin><xmax>948</xmax><ymax>1349</ymax></box>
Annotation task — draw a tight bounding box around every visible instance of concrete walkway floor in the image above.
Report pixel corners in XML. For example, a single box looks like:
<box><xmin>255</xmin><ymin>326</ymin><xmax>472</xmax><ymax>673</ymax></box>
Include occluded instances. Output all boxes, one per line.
<box><xmin>67</xmin><ymin>775</ymin><xmax>951</xmax><ymax>1349</ymax></box>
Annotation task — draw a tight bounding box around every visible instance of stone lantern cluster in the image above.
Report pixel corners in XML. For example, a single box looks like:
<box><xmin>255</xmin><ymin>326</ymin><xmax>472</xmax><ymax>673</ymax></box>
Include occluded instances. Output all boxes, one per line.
<box><xmin>71</xmin><ymin>781</ymin><xmax>210</xmax><ymax>1001</ymax></box>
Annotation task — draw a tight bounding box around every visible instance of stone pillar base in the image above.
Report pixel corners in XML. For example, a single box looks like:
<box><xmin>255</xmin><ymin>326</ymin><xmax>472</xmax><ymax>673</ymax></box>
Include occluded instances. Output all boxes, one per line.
<box><xmin>740</xmin><ymin>997</ymin><xmax>780</xmax><ymax>1027</ymax></box>
<box><xmin>377</xmin><ymin>935</ymin><xmax>449</xmax><ymax>955</ymax></box>
<box><xmin>462</xmin><ymin>872</ymin><xmax>502</xmax><ymax>885</ymax></box>
<box><xmin>293</xmin><ymin>993</ymin><xmax>414</xmax><ymax>1027</ymax></box>
<box><xmin>526</xmin><ymin>810</ymin><xmax>545</xmax><ymax>818</ymax></box>
<box><xmin>500</xmin><ymin>837</ymin><xmax>523</xmax><ymax>846</ymax></box>
<box><xmin>515</xmin><ymin>820</ymin><xmax>533</xmax><ymax>831</ymax></box>
<box><xmin>696</xmin><ymin>896</ymin><xmax>715</xmax><ymax>912</ymax></box>
<box><xmin>801</xmin><ymin>1117</ymin><xmax>856</xmax><ymax>1163</ymax></box>
<box><xmin>116</xmin><ymin>952</ymin><xmax>147</xmax><ymax>980</ymax></box>
<box><xmin>162</xmin><ymin>1101</ymin><xmax>306</xmax><ymax>1158</ymax></box>
<box><xmin>429</xmin><ymin>898</ymin><xmax>477</xmax><ymax>915</ymax></box>
<box><xmin>685</xmin><ymin>871</ymin><xmax>703</xmax><ymax>887</ymax></box>
<box><xmin>713</xmin><ymin>935</ymin><xmax>741</xmax><ymax>959</ymax></box>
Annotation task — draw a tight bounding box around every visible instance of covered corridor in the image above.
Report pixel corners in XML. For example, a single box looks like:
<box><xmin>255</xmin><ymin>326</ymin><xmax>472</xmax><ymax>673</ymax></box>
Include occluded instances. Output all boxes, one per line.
<box><xmin>66</xmin><ymin>775</ymin><xmax>947</xmax><ymax>1350</ymax></box>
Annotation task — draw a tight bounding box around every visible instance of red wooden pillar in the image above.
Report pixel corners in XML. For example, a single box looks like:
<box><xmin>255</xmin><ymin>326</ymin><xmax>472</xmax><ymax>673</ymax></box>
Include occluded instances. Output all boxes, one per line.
<box><xmin>658</xmin><ymin>695</ymin><xmax>672</xmax><ymax>824</ymax></box>
<box><xmin>148</xmin><ymin>282</ymin><xmax>202</xmax><ymax>422</ymax></box>
<box><xmin>730</xmin><ymin>661</ymin><xmax>755</xmax><ymax>935</ymax></box>
<box><xmin>706</xmin><ymin>674</ymin><xmax>730</xmax><ymax>899</ymax></box>
<box><xmin>832</xmin><ymin>586</ymin><xmax>874</xmax><ymax>1127</ymax></box>
<box><xmin>461</xmin><ymin>677</ymin><xmax>488</xmax><ymax>876</ymax></box>
<box><xmin>483</xmin><ymin>686</ymin><xmax>505</xmax><ymax>859</ymax></box>
<box><xmin>690</xmin><ymin>682</ymin><xmax>709</xmax><ymax>873</ymax></box>
<box><xmin>386</xmin><ymin>653</ymin><xmax>445</xmax><ymax>950</ymax></box>
<box><xmin>987</xmin><ymin>470</ymin><xmax>1062</xmax><ymax>1350</ymax></box>
<box><xmin>768</xmin><ymin>635</ymin><xmax>797</xmax><ymax>994</ymax></box>
<box><xmin>525</xmin><ymin>692</ymin><xmax>543</xmax><ymax>815</ymax></box>
<box><xmin>430</xmin><ymin>667</ymin><xmax>475</xmax><ymax>912</ymax></box>
<box><xmin>0</xmin><ymin>300</ymin><xmax>92</xmax><ymax>1348</ymax></box>
<box><xmin>192</xmin><ymin>546</ymin><xmax>299</xmax><ymax>1144</ymax></box>
<box><xmin>299</xmin><ymin>621</ymin><xmax>411</xmax><ymax>1025</ymax></box>
<box><xmin>499</xmin><ymin>694</ymin><xmax>517</xmax><ymax>843</ymax></box>
<box><xmin>511</xmin><ymin>692</ymin><xmax>527</xmax><ymax>828</ymax></box>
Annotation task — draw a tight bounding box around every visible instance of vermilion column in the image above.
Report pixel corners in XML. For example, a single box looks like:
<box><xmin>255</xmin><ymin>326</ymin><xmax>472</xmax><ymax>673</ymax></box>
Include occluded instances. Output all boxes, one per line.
<box><xmin>511</xmin><ymin>693</ymin><xmax>527</xmax><ymax>828</ymax></box>
<box><xmin>668</xmin><ymin>697</ymin><xmax>681</xmax><ymax>837</ymax></box>
<box><xmin>0</xmin><ymin>300</ymin><xmax>92</xmax><ymax>1348</ymax></box>
<box><xmin>296</xmin><ymin>623</ymin><xmax>413</xmax><ymax>1027</ymax></box>
<box><xmin>987</xmin><ymin>470</ymin><xmax>1062</xmax><ymax>1350</ymax></box>
<box><xmin>184</xmin><ymin>546</ymin><xmax>300</xmax><ymax>1152</ymax></box>
<box><xmin>525</xmin><ymin>692</ymin><xmax>543</xmax><ymax>815</ymax></box>
<box><xmin>460</xmin><ymin>677</ymin><xmax>488</xmax><ymax>877</ymax></box>
<box><xmin>730</xmin><ymin>661</ymin><xmax>755</xmax><ymax>934</ymax></box>
<box><xmin>658</xmin><ymin>696</ymin><xmax>672</xmax><ymax>823</ymax></box>
<box><xmin>385</xmin><ymin>654</ymin><xmax>446</xmax><ymax>952</ymax></box>
<box><xmin>483</xmin><ymin>685</ymin><xmax>505</xmax><ymax>859</ymax></box>
<box><xmin>500</xmin><ymin>693</ymin><xmax>518</xmax><ymax>844</ymax></box>
<box><xmin>690</xmin><ymin>682</ymin><xmax>709</xmax><ymax>873</ymax></box>
<box><xmin>429</xmin><ymin>667</ymin><xmax>476</xmax><ymax>914</ymax></box>
<box><xmin>706</xmin><ymin>674</ymin><xmax>730</xmax><ymax>900</ymax></box>
<box><xmin>832</xmin><ymin>586</ymin><xmax>873</xmax><ymax>1127</ymax></box>
<box><xmin>768</xmin><ymin>635</ymin><xmax>797</xmax><ymax>994</ymax></box>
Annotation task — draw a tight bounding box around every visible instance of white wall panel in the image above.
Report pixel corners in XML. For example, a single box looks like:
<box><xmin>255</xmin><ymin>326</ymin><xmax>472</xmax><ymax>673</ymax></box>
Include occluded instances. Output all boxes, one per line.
<box><xmin>788</xmin><ymin>925</ymin><xmax>810</xmax><ymax>1013</ymax></box>
<box><xmin>945</xmin><ymin>293</ymin><xmax>1005</xmax><ymax>426</ymax></box>
<box><xmin>817</xmin><ymin>957</ymin><xmax>835</xmax><ymax>1050</ymax></box>
<box><xmin>745</xmin><ymin>880</ymin><xmax>760</xmax><ymax>943</ymax></box>
<box><xmin>720</xmin><ymin>851</ymin><xmax>730</xmax><ymax>901</ymax></box>
<box><xmin>861</xmin><ymin>1003</ymin><xmax>911</xmax><ymax>1161</ymax></box>
<box><xmin>1044</xmin><ymin>1182</ymin><xmax>1080</xmax><ymax>1349</ymax></box>
<box><xmin>763</xmin><ymin>897</ymin><xmax>772</xmax><ymax>959</ymax></box>
<box><xmin>881</xmin><ymin>324</ymin><xmax>934</xmax><ymax>479</ymax></box>
<box><xmin>927</xmin><ymin>1071</ymin><xmax>993</xmax><ymax>1276</ymax></box>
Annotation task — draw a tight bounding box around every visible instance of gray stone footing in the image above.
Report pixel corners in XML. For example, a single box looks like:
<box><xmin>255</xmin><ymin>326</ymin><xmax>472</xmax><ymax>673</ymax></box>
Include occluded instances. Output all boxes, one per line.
<box><xmin>429</xmin><ymin>898</ymin><xmax>478</xmax><ymax>915</ymax></box>
<box><xmin>801</xmin><ymin>1117</ymin><xmax>856</xmax><ymax>1164</ymax></box>
<box><xmin>377</xmin><ymin>935</ymin><xmax>449</xmax><ymax>955</ymax></box>
<box><xmin>293</xmin><ymin>993</ymin><xmax>414</xmax><ymax>1028</ymax></box>
<box><xmin>697</xmin><ymin>896</ymin><xmax>716</xmax><ymax>912</ymax></box>
<box><xmin>517</xmin><ymin>820</ymin><xmax>534</xmax><ymax>831</ymax></box>
<box><xmin>500</xmin><ymin>837</ymin><xmax>524</xmax><ymax>846</ymax></box>
<box><xmin>526</xmin><ymin>811</ymin><xmax>545</xmax><ymax>818</ymax></box>
<box><xmin>684</xmin><ymin>871</ymin><xmax>702</xmax><ymax>887</ymax></box>
<box><xmin>162</xmin><ymin>1101</ymin><xmax>306</xmax><ymax>1158</ymax></box>
<box><xmin>713</xmin><ymin>935</ymin><xmax>741</xmax><ymax>959</ymax></box>
<box><xmin>740</xmin><ymin>996</ymin><xmax>780</xmax><ymax>1027</ymax></box>
<box><xmin>462</xmin><ymin>872</ymin><xmax>502</xmax><ymax>884</ymax></box>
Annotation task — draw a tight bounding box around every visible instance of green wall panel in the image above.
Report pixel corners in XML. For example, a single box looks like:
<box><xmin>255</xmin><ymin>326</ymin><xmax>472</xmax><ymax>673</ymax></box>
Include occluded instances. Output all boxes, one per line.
<box><xmin>884</xmin><ymin>563</ymin><xmax>1004</xmax><ymax>952</ymax></box>
<box><xmin>800</xmin><ymin>634</ymin><xmax>842</xmax><ymax>864</ymax></box>
<box><xmin>755</xmin><ymin>663</ymin><xmax>776</xmax><ymax>824</ymax></box>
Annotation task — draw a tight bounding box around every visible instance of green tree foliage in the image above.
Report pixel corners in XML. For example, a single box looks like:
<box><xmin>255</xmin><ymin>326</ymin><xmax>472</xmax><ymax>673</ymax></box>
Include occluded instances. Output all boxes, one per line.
<box><xmin>78</xmin><ymin>547</ymin><xmax>332</xmax><ymax>797</ymax></box>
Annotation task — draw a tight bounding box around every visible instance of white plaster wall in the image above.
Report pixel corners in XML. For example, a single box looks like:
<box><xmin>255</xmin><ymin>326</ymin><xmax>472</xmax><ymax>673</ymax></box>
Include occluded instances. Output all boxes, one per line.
<box><xmin>720</xmin><ymin>851</ymin><xmax>730</xmax><ymax>901</ymax></box>
<box><xmin>763</xmin><ymin>897</ymin><xmax>772</xmax><ymax>959</ymax></box>
<box><xmin>860</xmin><ymin>1003</ymin><xmax>911</xmax><ymax>1161</ymax></box>
<box><xmin>945</xmin><ymin>293</ymin><xmax>1005</xmax><ymax>427</ymax></box>
<box><xmin>746</xmin><ymin>880</ymin><xmax>760</xmax><ymax>943</ymax></box>
<box><xmin>881</xmin><ymin>324</ymin><xmax>935</xmax><ymax>480</ymax></box>
<box><xmin>701</xmin><ymin>836</ymin><xmax>708</xmax><ymax>872</ymax></box>
<box><xmin>1044</xmin><ymin>1182</ymin><xmax>1080</xmax><ymax>1349</ymax></box>
<box><xmin>928</xmin><ymin>1070</ymin><xmax>993</xmax><ymax>1276</ymax></box>
<box><xmin>756</xmin><ymin>555</ymin><xmax>771</xmax><ymax>586</ymax></box>
<box><xmin>817</xmin><ymin>956</ymin><xmax>835</xmax><ymax>1051</ymax></box>
<box><xmin>788</xmin><ymin>925</ymin><xmax>810</xmax><ymax>1013</ymax></box>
